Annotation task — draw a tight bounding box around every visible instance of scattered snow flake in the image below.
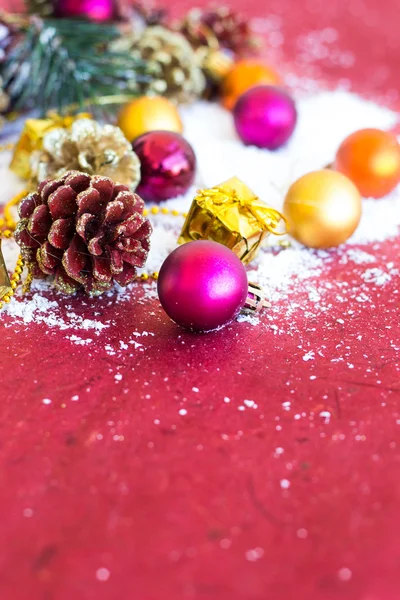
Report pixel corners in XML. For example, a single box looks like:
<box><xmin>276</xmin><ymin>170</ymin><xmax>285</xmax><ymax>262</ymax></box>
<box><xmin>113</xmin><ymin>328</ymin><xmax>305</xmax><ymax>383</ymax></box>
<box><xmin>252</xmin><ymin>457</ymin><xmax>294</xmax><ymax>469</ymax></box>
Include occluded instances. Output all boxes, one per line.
<box><xmin>280</xmin><ymin>479</ymin><xmax>291</xmax><ymax>490</ymax></box>
<box><xmin>96</xmin><ymin>568</ymin><xmax>110</xmax><ymax>582</ymax></box>
<box><xmin>297</xmin><ymin>528</ymin><xmax>308</xmax><ymax>539</ymax></box>
<box><xmin>362</xmin><ymin>267</ymin><xmax>392</xmax><ymax>286</ymax></box>
<box><xmin>319</xmin><ymin>410</ymin><xmax>331</xmax><ymax>423</ymax></box>
<box><xmin>245</xmin><ymin>547</ymin><xmax>265</xmax><ymax>562</ymax></box>
<box><xmin>338</xmin><ymin>567</ymin><xmax>352</xmax><ymax>582</ymax></box>
<box><xmin>244</xmin><ymin>399</ymin><xmax>258</xmax><ymax>409</ymax></box>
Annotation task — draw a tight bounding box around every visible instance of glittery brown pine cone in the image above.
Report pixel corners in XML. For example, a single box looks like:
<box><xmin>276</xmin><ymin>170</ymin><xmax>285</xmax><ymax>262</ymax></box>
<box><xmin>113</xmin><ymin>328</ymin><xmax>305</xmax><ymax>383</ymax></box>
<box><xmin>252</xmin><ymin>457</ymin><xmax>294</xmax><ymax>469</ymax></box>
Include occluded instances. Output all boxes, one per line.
<box><xmin>25</xmin><ymin>0</ymin><xmax>54</xmax><ymax>17</ymax></box>
<box><xmin>176</xmin><ymin>6</ymin><xmax>258</xmax><ymax>56</ymax></box>
<box><xmin>129</xmin><ymin>1</ymin><xmax>168</xmax><ymax>26</ymax></box>
<box><xmin>15</xmin><ymin>171</ymin><xmax>152</xmax><ymax>296</ymax></box>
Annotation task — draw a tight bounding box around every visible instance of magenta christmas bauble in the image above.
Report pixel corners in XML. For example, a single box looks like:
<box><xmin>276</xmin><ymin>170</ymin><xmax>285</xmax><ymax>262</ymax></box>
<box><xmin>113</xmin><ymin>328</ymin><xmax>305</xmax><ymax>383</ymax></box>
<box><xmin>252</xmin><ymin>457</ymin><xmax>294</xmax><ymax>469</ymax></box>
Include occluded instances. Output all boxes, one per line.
<box><xmin>233</xmin><ymin>85</ymin><xmax>297</xmax><ymax>150</ymax></box>
<box><xmin>157</xmin><ymin>241</ymin><xmax>249</xmax><ymax>331</ymax></box>
<box><xmin>54</xmin><ymin>0</ymin><xmax>116</xmax><ymax>20</ymax></box>
<box><xmin>132</xmin><ymin>131</ymin><xmax>196</xmax><ymax>203</ymax></box>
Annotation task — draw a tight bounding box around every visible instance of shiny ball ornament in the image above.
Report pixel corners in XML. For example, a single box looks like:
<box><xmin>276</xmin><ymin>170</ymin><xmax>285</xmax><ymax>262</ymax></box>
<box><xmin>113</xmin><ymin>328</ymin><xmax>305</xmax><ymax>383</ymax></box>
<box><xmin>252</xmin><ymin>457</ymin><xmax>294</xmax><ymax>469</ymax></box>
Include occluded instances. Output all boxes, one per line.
<box><xmin>234</xmin><ymin>85</ymin><xmax>297</xmax><ymax>150</ymax></box>
<box><xmin>157</xmin><ymin>241</ymin><xmax>248</xmax><ymax>331</ymax></box>
<box><xmin>221</xmin><ymin>59</ymin><xmax>281</xmax><ymax>111</ymax></box>
<box><xmin>335</xmin><ymin>128</ymin><xmax>400</xmax><ymax>198</ymax></box>
<box><xmin>133</xmin><ymin>131</ymin><xmax>196</xmax><ymax>203</ymax></box>
<box><xmin>117</xmin><ymin>96</ymin><xmax>183</xmax><ymax>143</ymax></box>
<box><xmin>54</xmin><ymin>0</ymin><xmax>115</xmax><ymax>21</ymax></box>
<box><xmin>283</xmin><ymin>169</ymin><xmax>362</xmax><ymax>248</ymax></box>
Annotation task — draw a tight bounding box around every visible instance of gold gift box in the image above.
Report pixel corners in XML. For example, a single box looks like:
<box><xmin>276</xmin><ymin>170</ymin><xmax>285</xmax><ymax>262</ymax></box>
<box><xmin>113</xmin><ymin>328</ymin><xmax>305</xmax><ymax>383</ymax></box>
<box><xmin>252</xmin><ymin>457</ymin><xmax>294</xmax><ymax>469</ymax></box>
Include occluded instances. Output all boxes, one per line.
<box><xmin>178</xmin><ymin>177</ymin><xmax>285</xmax><ymax>264</ymax></box>
<box><xmin>10</xmin><ymin>112</ymin><xmax>91</xmax><ymax>181</ymax></box>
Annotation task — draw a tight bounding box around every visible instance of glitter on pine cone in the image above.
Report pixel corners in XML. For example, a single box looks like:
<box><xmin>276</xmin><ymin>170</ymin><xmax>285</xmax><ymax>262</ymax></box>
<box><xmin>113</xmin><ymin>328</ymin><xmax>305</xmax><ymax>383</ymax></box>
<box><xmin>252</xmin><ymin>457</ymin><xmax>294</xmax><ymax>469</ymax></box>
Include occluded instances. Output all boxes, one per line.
<box><xmin>14</xmin><ymin>171</ymin><xmax>152</xmax><ymax>296</ymax></box>
<box><xmin>176</xmin><ymin>6</ymin><xmax>259</xmax><ymax>56</ymax></box>
<box><xmin>30</xmin><ymin>118</ymin><xmax>141</xmax><ymax>192</ymax></box>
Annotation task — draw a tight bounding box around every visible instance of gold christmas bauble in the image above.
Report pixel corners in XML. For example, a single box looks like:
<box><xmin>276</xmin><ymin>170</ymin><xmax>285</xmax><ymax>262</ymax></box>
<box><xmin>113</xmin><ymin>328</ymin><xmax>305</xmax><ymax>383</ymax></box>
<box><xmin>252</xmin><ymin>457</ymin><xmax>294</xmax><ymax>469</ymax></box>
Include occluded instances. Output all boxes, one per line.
<box><xmin>283</xmin><ymin>169</ymin><xmax>362</xmax><ymax>248</ymax></box>
<box><xmin>117</xmin><ymin>96</ymin><xmax>183</xmax><ymax>143</ymax></box>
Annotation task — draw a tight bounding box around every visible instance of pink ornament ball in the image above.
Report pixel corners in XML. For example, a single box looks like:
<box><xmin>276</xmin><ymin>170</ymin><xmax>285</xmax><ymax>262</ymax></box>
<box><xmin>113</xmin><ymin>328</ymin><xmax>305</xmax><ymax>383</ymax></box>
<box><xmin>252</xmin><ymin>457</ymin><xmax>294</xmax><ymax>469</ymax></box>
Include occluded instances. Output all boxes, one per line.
<box><xmin>54</xmin><ymin>0</ymin><xmax>115</xmax><ymax>21</ymax></box>
<box><xmin>157</xmin><ymin>241</ymin><xmax>249</xmax><ymax>332</ymax></box>
<box><xmin>233</xmin><ymin>85</ymin><xmax>297</xmax><ymax>150</ymax></box>
<box><xmin>132</xmin><ymin>131</ymin><xmax>196</xmax><ymax>203</ymax></box>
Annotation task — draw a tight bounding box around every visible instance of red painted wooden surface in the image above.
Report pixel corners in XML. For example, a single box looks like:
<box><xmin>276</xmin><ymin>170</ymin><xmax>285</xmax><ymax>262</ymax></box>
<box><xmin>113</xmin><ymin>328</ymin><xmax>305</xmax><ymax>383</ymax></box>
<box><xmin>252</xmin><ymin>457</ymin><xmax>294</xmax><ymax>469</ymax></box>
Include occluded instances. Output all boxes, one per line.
<box><xmin>1</xmin><ymin>1</ymin><xmax>400</xmax><ymax>599</ymax></box>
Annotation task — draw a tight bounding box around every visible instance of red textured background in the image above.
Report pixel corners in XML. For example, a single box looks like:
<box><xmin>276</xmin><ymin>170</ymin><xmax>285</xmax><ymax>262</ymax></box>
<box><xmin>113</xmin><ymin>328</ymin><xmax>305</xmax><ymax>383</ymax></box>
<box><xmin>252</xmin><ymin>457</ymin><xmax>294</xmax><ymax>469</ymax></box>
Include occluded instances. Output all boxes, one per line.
<box><xmin>1</xmin><ymin>1</ymin><xmax>400</xmax><ymax>599</ymax></box>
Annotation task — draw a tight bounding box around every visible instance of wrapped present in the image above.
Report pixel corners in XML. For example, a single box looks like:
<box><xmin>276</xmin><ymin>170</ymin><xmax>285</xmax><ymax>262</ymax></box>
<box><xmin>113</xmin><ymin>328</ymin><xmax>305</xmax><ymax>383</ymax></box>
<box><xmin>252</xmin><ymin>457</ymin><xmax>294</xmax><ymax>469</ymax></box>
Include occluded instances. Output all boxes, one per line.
<box><xmin>10</xmin><ymin>112</ymin><xmax>91</xmax><ymax>181</ymax></box>
<box><xmin>178</xmin><ymin>176</ymin><xmax>285</xmax><ymax>263</ymax></box>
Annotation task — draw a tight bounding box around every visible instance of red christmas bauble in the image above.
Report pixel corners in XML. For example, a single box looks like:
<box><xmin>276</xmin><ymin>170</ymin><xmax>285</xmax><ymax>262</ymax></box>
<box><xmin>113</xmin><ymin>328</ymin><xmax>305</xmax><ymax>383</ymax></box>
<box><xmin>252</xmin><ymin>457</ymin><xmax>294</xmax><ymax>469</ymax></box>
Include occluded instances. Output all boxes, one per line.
<box><xmin>133</xmin><ymin>131</ymin><xmax>196</xmax><ymax>203</ymax></box>
<box><xmin>54</xmin><ymin>0</ymin><xmax>116</xmax><ymax>21</ymax></box>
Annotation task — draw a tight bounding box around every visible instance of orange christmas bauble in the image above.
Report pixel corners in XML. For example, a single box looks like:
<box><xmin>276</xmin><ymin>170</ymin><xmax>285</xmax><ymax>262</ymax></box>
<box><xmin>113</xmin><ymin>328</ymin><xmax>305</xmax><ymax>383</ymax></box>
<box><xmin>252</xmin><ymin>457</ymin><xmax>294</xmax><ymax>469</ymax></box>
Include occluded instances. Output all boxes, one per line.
<box><xmin>117</xmin><ymin>96</ymin><xmax>183</xmax><ymax>143</ymax></box>
<box><xmin>220</xmin><ymin>59</ymin><xmax>281</xmax><ymax>111</ymax></box>
<box><xmin>335</xmin><ymin>128</ymin><xmax>400</xmax><ymax>198</ymax></box>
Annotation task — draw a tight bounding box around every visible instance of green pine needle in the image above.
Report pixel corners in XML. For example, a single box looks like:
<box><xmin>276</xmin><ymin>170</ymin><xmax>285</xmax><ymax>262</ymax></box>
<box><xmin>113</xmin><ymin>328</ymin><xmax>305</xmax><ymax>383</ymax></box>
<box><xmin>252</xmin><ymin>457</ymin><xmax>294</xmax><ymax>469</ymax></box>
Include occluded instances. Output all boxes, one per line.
<box><xmin>1</xmin><ymin>17</ymin><xmax>152</xmax><ymax>116</ymax></box>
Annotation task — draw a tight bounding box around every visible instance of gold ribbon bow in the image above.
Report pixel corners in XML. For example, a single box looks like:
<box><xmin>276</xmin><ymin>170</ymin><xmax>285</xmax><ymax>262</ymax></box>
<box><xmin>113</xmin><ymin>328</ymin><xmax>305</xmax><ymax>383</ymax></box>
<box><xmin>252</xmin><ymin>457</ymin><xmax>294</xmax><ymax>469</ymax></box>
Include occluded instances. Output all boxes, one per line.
<box><xmin>196</xmin><ymin>186</ymin><xmax>286</xmax><ymax>235</ymax></box>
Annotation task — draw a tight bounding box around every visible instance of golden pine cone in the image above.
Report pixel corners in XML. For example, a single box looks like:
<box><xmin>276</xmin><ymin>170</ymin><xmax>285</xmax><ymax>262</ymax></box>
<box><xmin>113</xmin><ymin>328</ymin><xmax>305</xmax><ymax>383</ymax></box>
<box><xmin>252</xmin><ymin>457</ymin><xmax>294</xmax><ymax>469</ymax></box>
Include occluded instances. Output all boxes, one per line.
<box><xmin>132</xmin><ymin>26</ymin><xmax>206</xmax><ymax>104</ymax></box>
<box><xmin>30</xmin><ymin>118</ymin><xmax>141</xmax><ymax>191</ymax></box>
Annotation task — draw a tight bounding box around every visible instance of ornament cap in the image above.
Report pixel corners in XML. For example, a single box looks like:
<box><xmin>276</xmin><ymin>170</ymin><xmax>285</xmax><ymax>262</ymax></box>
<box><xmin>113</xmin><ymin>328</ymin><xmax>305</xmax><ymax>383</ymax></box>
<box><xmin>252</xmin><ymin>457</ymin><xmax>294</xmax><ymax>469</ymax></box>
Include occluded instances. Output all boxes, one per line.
<box><xmin>243</xmin><ymin>281</ymin><xmax>270</xmax><ymax>314</ymax></box>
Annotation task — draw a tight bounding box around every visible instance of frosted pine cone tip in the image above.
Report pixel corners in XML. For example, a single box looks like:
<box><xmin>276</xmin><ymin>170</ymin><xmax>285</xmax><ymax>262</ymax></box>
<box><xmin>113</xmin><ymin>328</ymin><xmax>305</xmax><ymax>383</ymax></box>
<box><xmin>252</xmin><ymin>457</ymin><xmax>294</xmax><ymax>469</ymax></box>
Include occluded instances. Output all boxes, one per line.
<box><xmin>15</xmin><ymin>170</ymin><xmax>152</xmax><ymax>296</ymax></box>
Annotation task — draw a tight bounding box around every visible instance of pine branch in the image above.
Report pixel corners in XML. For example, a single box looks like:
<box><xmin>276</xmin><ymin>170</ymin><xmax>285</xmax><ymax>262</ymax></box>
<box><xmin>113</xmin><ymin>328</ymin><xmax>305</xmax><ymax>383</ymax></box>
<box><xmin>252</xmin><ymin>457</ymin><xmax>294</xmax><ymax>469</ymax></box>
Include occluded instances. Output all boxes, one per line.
<box><xmin>0</xmin><ymin>17</ymin><xmax>153</xmax><ymax>116</ymax></box>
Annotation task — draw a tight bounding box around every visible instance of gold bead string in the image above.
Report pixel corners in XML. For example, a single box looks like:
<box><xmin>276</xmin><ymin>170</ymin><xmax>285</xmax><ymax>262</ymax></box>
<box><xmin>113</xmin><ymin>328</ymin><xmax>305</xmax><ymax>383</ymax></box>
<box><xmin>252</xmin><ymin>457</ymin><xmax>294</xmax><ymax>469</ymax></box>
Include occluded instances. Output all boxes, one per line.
<box><xmin>0</xmin><ymin>142</ymin><xmax>16</xmax><ymax>153</ymax></box>
<box><xmin>0</xmin><ymin>188</ymin><xmax>29</xmax><ymax>309</ymax></box>
<box><xmin>143</xmin><ymin>206</ymin><xmax>188</xmax><ymax>218</ymax></box>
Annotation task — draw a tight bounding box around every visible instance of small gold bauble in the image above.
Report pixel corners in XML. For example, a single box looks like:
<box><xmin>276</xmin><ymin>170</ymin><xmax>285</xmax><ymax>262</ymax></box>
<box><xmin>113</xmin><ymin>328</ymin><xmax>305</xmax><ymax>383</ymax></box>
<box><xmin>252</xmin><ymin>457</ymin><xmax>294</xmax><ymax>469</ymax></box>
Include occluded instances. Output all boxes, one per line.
<box><xmin>283</xmin><ymin>169</ymin><xmax>362</xmax><ymax>248</ymax></box>
<box><xmin>117</xmin><ymin>96</ymin><xmax>183</xmax><ymax>143</ymax></box>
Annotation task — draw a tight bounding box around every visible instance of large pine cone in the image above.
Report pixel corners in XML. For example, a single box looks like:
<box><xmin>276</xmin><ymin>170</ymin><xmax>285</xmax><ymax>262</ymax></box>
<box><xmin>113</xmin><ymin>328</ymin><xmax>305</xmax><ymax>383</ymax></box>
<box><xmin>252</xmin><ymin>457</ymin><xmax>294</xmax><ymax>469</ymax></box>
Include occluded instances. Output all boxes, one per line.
<box><xmin>15</xmin><ymin>171</ymin><xmax>152</xmax><ymax>296</ymax></box>
<box><xmin>176</xmin><ymin>6</ymin><xmax>258</xmax><ymax>56</ymax></box>
<box><xmin>130</xmin><ymin>26</ymin><xmax>205</xmax><ymax>103</ymax></box>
